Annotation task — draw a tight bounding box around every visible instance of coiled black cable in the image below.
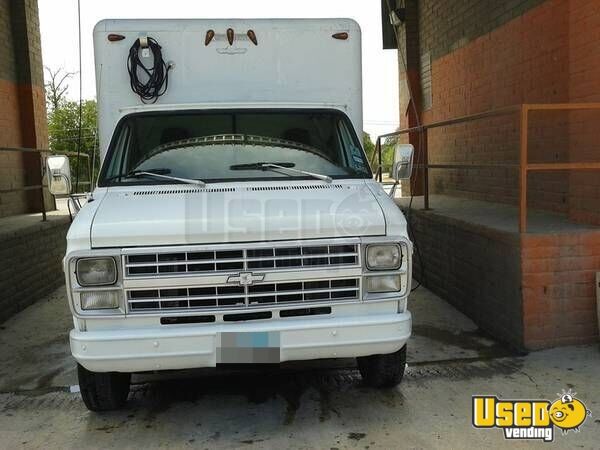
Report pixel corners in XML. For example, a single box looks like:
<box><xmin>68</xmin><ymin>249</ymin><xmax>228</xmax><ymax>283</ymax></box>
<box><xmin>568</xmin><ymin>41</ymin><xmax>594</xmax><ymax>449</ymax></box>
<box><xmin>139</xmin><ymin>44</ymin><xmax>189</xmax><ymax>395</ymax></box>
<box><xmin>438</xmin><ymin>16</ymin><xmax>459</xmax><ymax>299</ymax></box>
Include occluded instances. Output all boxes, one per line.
<box><xmin>127</xmin><ymin>37</ymin><xmax>171</xmax><ymax>103</ymax></box>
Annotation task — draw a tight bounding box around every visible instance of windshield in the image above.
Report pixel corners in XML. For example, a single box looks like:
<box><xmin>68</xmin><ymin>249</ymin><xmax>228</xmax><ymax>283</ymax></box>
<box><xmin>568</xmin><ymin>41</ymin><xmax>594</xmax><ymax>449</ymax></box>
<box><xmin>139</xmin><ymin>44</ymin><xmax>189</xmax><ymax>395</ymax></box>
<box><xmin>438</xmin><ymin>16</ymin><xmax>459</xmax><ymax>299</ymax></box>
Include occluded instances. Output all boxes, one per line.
<box><xmin>99</xmin><ymin>109</ymin><xmax>371</xmax><ymax>186</ymax></box>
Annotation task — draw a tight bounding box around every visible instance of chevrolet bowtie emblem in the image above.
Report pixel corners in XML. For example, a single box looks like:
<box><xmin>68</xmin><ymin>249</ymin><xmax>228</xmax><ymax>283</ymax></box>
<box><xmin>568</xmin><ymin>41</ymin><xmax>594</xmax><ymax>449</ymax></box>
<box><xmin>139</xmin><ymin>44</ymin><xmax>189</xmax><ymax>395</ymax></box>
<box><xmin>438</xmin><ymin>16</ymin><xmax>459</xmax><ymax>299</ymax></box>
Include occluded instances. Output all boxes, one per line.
<box><xmin>227</xmin><ymin>272</ymin><xmax>265</xmax><ymax>286</ymax></box>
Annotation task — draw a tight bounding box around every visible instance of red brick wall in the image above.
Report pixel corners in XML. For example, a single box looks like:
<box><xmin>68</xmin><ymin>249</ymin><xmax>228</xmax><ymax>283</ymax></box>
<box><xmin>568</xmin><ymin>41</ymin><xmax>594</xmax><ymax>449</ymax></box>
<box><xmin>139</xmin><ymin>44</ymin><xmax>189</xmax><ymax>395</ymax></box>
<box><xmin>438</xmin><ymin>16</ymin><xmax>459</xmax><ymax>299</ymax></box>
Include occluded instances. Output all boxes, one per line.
<box><xmin>568</xmin><ymin>0</ymin><xmax>600</xmax><ymax>225</ymax></box>
<box><xmin>0</xmin><ymin>0</ymin><xmax>50</xmax><ymax>218</ymax></box>
<box><xmin>0</xmin><ymin>79</ymin><xmax>28</xmax><ymax>216</ymax></box>
<box><xmin>522</xmin><ymin>231</ymin><xmax>600</xmax><ymax>349</ymax></box>
<box><xmin>398</xmin><ymin>0</ymin><xmax>600</xmax><ymax>225</ymax></box>
<box><xmin>0</xmin><ymin>80</ymin><xmax>23</xmax><ymax>147</ymax></box>
<box><xmin>393</xmin><ymin>0</ymin><xmax>600</xmax><ymax>351</ymax></box>
<box><xmin>422</xmin><ymin>0</ymin><xmax>571</xmax><ymax>214</ymax></box>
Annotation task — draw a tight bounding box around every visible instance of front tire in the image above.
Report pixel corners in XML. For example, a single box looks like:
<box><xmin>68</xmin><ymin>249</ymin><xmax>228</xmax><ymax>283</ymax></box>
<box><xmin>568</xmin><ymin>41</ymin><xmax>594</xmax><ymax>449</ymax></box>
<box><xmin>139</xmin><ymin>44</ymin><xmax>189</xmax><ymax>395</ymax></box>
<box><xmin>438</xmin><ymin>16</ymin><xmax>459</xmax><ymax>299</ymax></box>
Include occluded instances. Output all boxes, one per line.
<box><xmin>357</xmin><ymin>345</ymin><xmax>406</xmax><ymax>388</ymax></box>
<box><xmin>77</xmin><ymin>364</ymin><xmax>131</xmax><ymax>411</ymax></box>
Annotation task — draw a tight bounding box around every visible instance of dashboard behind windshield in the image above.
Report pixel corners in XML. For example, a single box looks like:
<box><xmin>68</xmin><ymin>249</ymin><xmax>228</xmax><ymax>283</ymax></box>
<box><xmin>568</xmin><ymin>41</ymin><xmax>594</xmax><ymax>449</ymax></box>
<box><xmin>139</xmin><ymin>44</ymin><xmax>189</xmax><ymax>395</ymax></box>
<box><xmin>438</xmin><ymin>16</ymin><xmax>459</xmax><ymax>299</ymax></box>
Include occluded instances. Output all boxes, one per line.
<box><xmin>98</xmin><ymin>109</ymin><xmax>371</xmax><ymax>186</ymax></box>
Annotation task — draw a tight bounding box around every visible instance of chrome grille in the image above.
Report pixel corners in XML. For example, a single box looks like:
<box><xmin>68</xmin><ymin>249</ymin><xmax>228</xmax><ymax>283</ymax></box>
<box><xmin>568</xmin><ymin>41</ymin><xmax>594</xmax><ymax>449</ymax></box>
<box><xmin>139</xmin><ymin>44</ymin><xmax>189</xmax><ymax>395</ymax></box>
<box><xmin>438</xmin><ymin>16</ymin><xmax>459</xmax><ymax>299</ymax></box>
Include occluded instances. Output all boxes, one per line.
<box><xmin>127</xmin><ymin>278</ymin><xmax>360</xmax><ymax>312</ymax></box>
<box><xmin>124</xmin><ymin>244</ymin><xmax>359</xmax><ymax>277</ymax></box>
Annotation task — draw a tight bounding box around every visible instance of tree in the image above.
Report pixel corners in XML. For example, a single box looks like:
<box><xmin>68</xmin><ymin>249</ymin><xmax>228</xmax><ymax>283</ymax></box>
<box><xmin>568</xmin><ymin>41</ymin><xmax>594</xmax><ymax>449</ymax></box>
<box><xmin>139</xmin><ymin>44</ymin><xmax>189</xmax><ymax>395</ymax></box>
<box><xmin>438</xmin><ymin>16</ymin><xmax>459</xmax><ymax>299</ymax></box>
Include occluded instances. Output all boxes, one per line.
<box><xmin>363</xmin><ymin>132</ymin><xmax>376</xmax><ymax>163</ymax></box>
<box><xmin>47</xmin><ymin>99</ymin><xmax>99</xmax><ymax>186</ymax></box>
<box><xmin>45</xmin><ymin>66</ymin><xmax>99</xmax><ymax>188</ymax></box>
<box><xmin>44</xmin><ymin>67</ymin><xmax>75</xmax><ymax>111</ymax></box>
<box><xmin>363</xmin><ymin>131</ymin><xmax>394</xmax><ymax>174</ymax></box>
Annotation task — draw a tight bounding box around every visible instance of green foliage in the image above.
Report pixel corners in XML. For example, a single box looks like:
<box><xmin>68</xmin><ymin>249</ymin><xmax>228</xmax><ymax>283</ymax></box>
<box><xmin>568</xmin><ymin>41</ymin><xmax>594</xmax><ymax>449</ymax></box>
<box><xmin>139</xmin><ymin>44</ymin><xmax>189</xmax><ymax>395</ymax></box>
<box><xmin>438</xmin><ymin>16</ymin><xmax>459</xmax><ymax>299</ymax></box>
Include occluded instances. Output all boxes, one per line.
<box><xmin>47</xmin><ymin>99</ymin><xmax>99</xmax><ymax>185</ymax></box>
<box><xmin>363</xmin><ymin>132</ymin><xmax>376</xmax><ymax>163</ymax></box>
<box><xmin>363</xmin><ymin>131</ymin><xmax>395</xmax><ymax>174</ymax></box>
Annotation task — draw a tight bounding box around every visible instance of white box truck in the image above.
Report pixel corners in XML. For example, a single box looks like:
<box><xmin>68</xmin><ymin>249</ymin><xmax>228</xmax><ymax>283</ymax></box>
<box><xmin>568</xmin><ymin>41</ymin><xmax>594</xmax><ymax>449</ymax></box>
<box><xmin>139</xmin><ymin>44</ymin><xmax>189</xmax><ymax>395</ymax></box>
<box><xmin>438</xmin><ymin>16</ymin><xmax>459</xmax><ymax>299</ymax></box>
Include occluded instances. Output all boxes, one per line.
<box><xmin>46</xmin><ymin>18</ymin><xmax>414</xmax><ymax>411</ymax></box>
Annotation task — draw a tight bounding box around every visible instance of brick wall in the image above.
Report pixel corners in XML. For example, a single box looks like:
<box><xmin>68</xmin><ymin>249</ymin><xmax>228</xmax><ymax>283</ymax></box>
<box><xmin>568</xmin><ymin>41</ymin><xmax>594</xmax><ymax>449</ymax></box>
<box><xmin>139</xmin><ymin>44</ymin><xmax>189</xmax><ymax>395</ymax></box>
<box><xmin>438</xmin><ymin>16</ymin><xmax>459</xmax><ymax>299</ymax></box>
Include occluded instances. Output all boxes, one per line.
<box><xmin>0</xmin><ymin>0</ymin><xmax>18</xmax><ymax>83</ymax></box>
<box><xmin>422</xmin><ymin>0</ymin><xmax>570</xmax><ymax>215</ymax></box>
<box><xmin>396</xmin><ymin>0</ymin><xmax>599</xmax><ymax>226</ymax></box>
<box><xmin>403</xmin><ymin>204</ymin><xmax>600</xmax><ymax>351</ymax></box>
<box><xmin>0</xmin><ymin>215</ymin><xmax>69</xmax><ymax>323</ymax></box>
<box><xmin>568</xmin><ymin>0</ymin><xmax>600</xmax><ymax>225</ymax></box>
<box><xmin>522</xmin><ymin>231</ymin><xmax>600</xmax><ymax>349</ymax></box>
<box><xmin>407</xmin><ymin>208</ymin><xmax>525</xmax><ymax>350</ymax></box>
<box><xmin>0</xmin><ymin>0</ymin><xmax>50</xmax><ymax>218</ymax></box>
<box><xmin>417</xmin><ymin>0</ymin><xmax>547</xmax><ymax>65</ymax></box>
<box><xmin>391</xmin><ymin>0</ymin><xmax>600</xmax><ymax>351</ymax></box>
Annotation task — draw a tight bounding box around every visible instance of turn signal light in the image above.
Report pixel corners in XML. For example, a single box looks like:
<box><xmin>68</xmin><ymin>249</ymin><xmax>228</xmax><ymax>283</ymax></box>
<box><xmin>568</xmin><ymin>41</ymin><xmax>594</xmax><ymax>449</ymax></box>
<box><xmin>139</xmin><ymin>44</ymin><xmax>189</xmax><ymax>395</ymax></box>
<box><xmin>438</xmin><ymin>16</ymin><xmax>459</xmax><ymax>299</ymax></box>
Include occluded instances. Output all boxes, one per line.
<box><xmin>80</xmin><ymin>290</ymin><xmax>120</xmax><ymax>310</ymax></box>
<box><xmin>366</xmin><ymin>275</ymin><xmax>401</xmax><ymax>293</ymax></box>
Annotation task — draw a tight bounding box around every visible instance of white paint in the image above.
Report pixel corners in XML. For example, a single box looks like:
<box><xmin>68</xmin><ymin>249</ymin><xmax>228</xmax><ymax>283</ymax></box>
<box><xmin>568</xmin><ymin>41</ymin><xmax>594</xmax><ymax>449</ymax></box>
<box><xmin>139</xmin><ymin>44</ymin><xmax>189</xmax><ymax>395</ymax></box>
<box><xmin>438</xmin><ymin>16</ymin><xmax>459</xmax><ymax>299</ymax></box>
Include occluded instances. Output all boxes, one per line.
<box><xmin>93</xmin><ymin>19</ymin><xmax>363</xmax><ymax>160</ymax></box>
<box><xmin>71</xmin><ymin>311</ymin><xmax>412</xmax><ymax>372</ymax></box>
<box><xmin>89</xmin><ymin>180</ymin><xmax>385</xmax><ymax>248</ymax></box>
<box><xmin>57</xmin><ymin>17</ymin><xmax>413</xmax><ymax>381</ymax></box>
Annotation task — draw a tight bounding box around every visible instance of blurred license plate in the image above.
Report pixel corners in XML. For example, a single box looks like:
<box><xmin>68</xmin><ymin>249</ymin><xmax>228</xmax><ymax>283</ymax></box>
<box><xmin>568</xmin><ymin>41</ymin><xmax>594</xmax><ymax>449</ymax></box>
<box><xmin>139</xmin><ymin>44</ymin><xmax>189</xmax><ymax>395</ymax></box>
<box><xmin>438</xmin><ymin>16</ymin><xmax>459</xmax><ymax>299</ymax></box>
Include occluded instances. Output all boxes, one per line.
<box><xmin>217</xmin><ymin>331</ymin><xmax>280</xmax><ymax>364</ymax></box>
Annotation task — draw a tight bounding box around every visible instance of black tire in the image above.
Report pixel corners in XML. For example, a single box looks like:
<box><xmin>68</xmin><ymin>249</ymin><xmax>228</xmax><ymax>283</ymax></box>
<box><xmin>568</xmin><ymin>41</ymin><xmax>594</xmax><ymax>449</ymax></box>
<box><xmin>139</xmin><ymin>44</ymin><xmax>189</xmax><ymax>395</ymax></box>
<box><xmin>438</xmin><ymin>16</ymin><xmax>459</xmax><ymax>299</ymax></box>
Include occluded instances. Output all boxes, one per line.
<box><xmin>77</xmin><ymin>363</ymin><xmax>131</xmax><ymax>412</ymax></box>
<box><xmin>357</xmin><ymin>345</ymin><xmax>406</xmax><ymax>388</ymax></box>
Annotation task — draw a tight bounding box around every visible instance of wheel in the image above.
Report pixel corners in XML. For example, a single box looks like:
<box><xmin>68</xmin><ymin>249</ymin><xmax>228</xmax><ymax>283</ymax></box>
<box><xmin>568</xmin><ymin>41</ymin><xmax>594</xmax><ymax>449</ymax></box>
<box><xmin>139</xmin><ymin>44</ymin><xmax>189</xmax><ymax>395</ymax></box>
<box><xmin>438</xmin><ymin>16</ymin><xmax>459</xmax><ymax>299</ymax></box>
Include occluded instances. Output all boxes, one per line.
<box><xmin>77</xmin><ymin>363</ymin><xmax>131</xmax><ymax>411</ymax></box>
<box><xmin>357</xmin><ymin>345</ymin><xmax>406</xmax><ymax>388</ymax></box>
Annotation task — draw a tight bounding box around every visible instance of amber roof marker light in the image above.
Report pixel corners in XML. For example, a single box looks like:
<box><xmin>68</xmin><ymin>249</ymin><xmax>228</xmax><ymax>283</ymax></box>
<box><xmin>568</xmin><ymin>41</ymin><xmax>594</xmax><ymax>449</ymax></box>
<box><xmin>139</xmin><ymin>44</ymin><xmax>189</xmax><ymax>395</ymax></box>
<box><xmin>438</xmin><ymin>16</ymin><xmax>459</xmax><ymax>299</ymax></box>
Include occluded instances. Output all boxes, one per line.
<box><xmin>107</xmin><ymin>34</ymin><xmax>125</xmax><ymax>42</ymax></box>
<box><xmin>247</xmin><ymin>30</ymin><xmax>258</xmax><ymax>46</ymax></box>
<box><xmin>227</xmin><ymin>28</ymin><xmax>235</xmax><ymax>45</ymax></box>
<box><xmin>332</xmin><ymin>32</ymin><xmax>349</xmax><ymax>40</ymax></box>
<box><xmin>205</xmin><ymin>29</ymin><xmax>215</xmax><ymax>46</ymax></box>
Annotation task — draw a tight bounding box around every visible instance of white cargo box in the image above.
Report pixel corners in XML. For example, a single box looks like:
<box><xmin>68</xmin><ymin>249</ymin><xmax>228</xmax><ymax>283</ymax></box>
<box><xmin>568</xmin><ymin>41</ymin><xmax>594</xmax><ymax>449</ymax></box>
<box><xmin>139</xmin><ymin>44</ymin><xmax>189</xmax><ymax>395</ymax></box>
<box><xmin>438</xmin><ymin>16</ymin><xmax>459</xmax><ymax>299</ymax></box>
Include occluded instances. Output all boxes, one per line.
<box><xmin>93</xmin><ymin>19</ymin><xmax>363</xmax><ymax>160</ymax></box>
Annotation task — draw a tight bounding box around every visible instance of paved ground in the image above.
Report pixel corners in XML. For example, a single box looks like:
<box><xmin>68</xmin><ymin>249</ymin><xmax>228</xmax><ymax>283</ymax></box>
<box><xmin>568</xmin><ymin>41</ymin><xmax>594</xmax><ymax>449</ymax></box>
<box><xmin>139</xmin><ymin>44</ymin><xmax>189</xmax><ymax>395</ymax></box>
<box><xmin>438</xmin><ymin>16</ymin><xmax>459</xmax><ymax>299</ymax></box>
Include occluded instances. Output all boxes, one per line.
<box><xmin>0</xmin><ymin>287</ymin><xmax>599</xmax><ymax>449</ymax></box>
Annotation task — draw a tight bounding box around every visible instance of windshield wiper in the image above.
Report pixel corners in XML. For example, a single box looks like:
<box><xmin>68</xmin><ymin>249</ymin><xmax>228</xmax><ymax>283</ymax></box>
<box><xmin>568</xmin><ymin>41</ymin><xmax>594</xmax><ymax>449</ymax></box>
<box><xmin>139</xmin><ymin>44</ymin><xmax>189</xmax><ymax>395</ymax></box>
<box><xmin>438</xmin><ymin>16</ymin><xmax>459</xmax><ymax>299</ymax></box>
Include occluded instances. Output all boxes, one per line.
<box><xmin>105</xmin><ymin>169</ymin><xmax>206</xmax><ymax>186</ymax></box>
<box><xmin>131</xmin><ymin>171</ymin><xmax>206</xmax><ymax>186</ymax></box>
<box><xmin>230</xmin><ymin>162</ymin><xmax>295</xmax><ymax>170</ymax></box>
<box><xmin>231</xmin><ymin>162</ymin><xmax>332</xmax><ymax>183</ymax></box>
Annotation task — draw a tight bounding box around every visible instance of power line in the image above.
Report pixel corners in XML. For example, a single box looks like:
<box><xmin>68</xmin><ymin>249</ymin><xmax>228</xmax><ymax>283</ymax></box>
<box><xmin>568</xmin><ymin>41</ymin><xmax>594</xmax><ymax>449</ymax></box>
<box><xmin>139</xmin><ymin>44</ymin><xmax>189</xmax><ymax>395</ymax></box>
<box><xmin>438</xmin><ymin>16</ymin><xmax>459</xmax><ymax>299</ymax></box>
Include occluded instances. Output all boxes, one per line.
<box><xmin>75</xmin><ymin>0</ymin><xmax>83</xmax><ymax>192</ymax></box>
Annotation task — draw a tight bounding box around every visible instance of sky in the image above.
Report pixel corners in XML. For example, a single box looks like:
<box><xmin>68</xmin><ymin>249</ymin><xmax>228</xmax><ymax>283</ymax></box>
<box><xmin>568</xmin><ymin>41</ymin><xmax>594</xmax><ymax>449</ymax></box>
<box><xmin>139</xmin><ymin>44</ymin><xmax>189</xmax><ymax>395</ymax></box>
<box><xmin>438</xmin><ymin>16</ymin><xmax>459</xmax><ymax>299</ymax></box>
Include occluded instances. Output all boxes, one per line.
<box><xmin>38</xmin><ymin>0</ymin><xmax>400</xmax><ymax>139</ymax></box>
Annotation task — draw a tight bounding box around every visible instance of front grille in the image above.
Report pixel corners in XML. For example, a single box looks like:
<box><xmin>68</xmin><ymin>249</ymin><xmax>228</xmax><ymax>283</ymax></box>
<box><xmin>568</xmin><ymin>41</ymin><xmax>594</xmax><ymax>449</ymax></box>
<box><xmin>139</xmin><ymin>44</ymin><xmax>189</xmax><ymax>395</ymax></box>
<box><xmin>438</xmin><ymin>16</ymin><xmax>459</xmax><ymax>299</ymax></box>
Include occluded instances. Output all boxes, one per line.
<box><xmin>124</xmin><ymin>244</ymin><xmax>359</xmax><ymax>277</ymax></box>
<box><xmin>127</xmin><ymin>278</ymin><xmax>360</xmax><ymax>312</ymax></box>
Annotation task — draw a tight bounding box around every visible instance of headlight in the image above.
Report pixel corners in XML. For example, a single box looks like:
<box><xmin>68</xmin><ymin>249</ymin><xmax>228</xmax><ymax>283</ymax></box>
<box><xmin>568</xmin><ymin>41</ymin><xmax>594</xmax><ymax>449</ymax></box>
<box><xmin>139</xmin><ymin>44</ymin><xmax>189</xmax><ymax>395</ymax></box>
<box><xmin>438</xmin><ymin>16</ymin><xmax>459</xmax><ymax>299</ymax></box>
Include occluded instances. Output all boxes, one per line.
<box><xmin>76</xmin><ymin>257</ymin><xmax>117</xmax><ymax>286</ymax></box>
<box><xmin>366</xmin><ymin>244</ymin><xmax>401</xmax><ymax>270</ymax></box>
<box><xmin>366</xmin><ymin>275</ymin><xmax>401</xmax><ymax>293</ymax></box>
<box><xmin>80</xmin><ymin>290</ymin><xmax>121</xmax><ymax>310</ymax></box>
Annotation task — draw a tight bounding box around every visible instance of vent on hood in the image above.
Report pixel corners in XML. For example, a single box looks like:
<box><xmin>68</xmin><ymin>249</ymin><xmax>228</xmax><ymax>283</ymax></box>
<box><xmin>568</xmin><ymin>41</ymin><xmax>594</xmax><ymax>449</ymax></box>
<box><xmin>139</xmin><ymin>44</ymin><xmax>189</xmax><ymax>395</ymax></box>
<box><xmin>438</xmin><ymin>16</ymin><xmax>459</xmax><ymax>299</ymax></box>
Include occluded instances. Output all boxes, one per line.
<box><xmin>132</xmin><ymin>187</ymin><xmax>236</xmax><ymax>196</ymax></box>
<box><xmin>248</xmin><ymin>184</ymin><xmax>344</xmax><ymax>192</ymax></box>
<box><xmin>130</xmin><ymin>184</ymin><xmax>349</xmax><ymax>196</ymax></box>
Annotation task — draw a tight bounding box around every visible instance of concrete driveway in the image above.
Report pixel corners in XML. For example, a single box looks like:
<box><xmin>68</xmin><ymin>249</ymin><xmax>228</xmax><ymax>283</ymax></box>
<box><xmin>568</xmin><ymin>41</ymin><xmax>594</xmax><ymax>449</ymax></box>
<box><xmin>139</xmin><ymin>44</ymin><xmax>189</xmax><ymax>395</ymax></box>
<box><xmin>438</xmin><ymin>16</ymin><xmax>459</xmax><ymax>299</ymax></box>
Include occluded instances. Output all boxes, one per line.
<box><xmin>0</xmin><ymin>287</ymin><xmax>599</xmax><ymax>449</ymax></box>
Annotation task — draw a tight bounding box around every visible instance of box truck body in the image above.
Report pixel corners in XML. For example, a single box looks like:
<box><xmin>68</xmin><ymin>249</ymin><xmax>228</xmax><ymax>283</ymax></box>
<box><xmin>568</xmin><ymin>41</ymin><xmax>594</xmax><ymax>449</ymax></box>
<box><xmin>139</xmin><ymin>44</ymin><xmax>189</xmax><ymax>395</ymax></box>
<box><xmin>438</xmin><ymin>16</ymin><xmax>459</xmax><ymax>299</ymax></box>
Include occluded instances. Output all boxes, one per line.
<box><xmin>55</xmin><ymin>19</ymin><xmax>412</xmax><ymax>411</ymax></box>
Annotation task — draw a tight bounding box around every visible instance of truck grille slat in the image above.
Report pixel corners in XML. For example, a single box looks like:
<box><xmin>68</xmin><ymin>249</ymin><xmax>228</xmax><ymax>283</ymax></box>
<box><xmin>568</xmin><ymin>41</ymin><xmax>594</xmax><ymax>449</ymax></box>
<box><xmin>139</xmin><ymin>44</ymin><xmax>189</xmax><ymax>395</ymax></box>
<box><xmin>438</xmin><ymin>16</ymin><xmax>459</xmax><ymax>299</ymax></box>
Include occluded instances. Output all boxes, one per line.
<box><xmin>127</xmin><ymin>278</ymin><xmax>360</xmax><ymax>312</ymax></box>
<box><xmin>124</xmin><ymin>244</ymin><xmax>359</xmax><ymax>277</ymax></box>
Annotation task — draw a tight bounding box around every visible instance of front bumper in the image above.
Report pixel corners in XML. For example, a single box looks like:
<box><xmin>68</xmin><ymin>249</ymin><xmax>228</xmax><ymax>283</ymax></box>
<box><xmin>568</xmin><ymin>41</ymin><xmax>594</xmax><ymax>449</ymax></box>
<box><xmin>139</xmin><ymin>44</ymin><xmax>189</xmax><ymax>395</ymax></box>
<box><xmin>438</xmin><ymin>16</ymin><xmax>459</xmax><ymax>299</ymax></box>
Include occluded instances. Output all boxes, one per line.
<box><xmin>70</xmin><ymin>312</ymin><xmax>412</xmax><ymax>372</ymax></box>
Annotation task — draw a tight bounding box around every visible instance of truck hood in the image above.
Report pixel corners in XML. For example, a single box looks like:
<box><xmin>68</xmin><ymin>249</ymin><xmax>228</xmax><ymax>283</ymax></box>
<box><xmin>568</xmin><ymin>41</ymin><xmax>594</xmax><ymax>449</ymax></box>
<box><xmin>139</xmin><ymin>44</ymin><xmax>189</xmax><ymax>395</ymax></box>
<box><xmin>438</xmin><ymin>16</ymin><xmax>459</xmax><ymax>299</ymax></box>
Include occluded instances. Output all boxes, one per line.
<box><xmin>90</xmin><ymin>181</ymin><xmax>385</xmax><ymax>248</ymax></box>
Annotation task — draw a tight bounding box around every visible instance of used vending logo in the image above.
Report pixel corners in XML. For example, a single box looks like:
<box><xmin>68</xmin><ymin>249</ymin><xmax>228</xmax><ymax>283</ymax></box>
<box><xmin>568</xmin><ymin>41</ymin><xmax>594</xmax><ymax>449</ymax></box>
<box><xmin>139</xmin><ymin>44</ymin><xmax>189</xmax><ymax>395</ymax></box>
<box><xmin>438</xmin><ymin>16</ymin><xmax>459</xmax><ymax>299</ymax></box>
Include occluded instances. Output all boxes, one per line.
<box><xmin>472</xmin><ymin>390</ymin><xmax>591</xmax><ymax>442</ymax></box>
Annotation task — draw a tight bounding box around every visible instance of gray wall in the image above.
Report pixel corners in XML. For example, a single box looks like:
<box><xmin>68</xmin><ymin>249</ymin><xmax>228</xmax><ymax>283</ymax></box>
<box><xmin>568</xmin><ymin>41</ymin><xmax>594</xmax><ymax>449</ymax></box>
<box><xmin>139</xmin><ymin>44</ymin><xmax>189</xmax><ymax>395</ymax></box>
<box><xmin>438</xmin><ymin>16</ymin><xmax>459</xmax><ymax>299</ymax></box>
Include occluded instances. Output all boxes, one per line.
<box><xmin>405</xmin><ymin>208</ymin><xmax>525</xmax><ymax>351</ymax></box>
<box><xmin>0</xmin><ymin>217</ymin><xmax>69</xmax><ymax>322</ymax></box>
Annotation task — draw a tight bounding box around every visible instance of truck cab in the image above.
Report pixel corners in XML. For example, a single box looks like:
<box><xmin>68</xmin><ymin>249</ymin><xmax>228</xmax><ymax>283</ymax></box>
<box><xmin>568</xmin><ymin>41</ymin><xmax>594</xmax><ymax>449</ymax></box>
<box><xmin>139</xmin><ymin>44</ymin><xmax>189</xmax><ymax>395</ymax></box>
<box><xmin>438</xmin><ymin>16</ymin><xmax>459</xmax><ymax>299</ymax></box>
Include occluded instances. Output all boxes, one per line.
<box><xmin>47</xmin><ymin>18</ymin><xmax>413</xmax><ymax>411</ymax></box>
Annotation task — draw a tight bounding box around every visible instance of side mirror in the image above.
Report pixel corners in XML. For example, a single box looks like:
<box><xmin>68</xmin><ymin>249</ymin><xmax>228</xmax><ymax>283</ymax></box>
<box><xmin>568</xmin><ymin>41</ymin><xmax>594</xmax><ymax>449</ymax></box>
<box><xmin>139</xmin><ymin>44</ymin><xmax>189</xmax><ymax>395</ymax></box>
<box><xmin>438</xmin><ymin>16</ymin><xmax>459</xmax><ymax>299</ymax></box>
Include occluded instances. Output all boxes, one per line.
<box><xmin>46</xmin><ymin>155</ymin><xmax>72</xmax><ymax>195</ymax></box>
<box><xmin>390</xmin><ymin>144</ymin><xmax>414</xmax><ymax>181</ymax></box>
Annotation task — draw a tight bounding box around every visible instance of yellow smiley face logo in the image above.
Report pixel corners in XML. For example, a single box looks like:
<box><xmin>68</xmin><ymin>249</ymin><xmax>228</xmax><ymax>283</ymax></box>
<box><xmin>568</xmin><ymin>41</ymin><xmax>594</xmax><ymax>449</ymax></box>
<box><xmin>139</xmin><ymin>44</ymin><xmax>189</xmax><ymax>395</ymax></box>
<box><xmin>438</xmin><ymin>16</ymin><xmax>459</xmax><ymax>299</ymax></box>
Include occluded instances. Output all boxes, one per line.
<box><xmin>548</xmin><ymin>395</ymin><xmax>590</xmax><ymax>432</ymax></box>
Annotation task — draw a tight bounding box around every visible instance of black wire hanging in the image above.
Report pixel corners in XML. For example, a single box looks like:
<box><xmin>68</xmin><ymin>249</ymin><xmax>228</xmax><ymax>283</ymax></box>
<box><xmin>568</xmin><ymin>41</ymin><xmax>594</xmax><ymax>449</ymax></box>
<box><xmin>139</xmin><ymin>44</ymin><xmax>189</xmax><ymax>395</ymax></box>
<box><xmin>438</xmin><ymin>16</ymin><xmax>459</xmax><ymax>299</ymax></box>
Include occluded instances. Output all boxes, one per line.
<box><xmin>127</xmin><ymin>37</ymin><xmax>172</xmax><ymax>104</ymax></box>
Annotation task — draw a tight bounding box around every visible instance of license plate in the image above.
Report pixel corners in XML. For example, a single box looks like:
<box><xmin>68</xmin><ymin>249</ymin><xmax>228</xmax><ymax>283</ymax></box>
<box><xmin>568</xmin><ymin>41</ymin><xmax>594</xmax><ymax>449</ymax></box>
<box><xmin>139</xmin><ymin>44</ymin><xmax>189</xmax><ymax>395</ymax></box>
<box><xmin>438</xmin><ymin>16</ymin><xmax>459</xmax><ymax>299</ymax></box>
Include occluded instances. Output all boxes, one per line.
<box><xmin>217</xmin><ymin>331</ymin><xmax>280</xmax><ymax>364</ymax></box>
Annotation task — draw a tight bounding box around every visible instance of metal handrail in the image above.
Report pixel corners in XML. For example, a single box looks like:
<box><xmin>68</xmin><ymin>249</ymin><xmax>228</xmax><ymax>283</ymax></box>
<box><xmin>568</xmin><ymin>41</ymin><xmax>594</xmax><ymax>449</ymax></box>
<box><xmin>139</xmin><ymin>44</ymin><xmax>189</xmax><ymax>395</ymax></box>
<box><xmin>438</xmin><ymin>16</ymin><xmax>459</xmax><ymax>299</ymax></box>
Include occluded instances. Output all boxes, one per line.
<box><xmin>0</xmin><ymin>146</ymin><xmax>92</xmax><ymax>221</ymax></box>
<box><xmin>374</xmin><ymin>103</ymin><xmax>600</xmax><ymax>233</ymax></box>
